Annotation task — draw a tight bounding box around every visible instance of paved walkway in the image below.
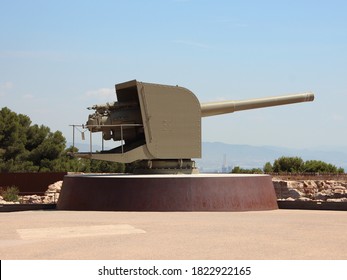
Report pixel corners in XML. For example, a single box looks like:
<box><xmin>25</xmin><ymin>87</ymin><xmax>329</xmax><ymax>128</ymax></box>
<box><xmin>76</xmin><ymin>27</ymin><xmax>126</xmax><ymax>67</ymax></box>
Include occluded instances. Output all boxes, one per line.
<box><xmin>1</xmin><ymin>210</ymin><xmax>346</xmax><ymax>259</ymax></box>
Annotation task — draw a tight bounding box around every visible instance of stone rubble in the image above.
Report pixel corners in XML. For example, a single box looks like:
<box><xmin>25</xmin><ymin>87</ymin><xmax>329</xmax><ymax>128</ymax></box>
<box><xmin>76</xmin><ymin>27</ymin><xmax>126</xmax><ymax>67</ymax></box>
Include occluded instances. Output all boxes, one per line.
<box><xmin>273</xmin><ymin>179</ymin><xmax>347</xmax><ymax>202</ymax></box>
<box><xmin>0</xmin><ymin>194</ymin><xmax>20</xmax><ymax>204</ymax></box>
<box><xmin>0</xmin><ymin>181</ymin><xmax>62</xmax><ymax>205</ymax></box>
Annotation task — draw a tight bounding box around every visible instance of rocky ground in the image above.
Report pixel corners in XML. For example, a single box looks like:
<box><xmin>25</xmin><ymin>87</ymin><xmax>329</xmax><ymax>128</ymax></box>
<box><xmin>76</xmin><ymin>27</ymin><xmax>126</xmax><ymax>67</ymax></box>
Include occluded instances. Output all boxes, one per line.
<box><xmin>0</xmin><ymin>181</ymin><xmax>62</xmax><ymax>204</ymax></box>
<box><xmin>273</xmin><ymin>178</ymin><xmax>347</xmax><ymax>202</ymax></box>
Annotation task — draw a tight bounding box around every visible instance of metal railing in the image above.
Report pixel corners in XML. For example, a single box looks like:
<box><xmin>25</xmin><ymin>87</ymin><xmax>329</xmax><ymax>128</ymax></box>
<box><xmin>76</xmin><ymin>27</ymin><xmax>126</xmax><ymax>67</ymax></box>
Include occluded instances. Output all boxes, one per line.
<box><xmin>0</xmin><ymin>191</ymin><xmax>59</xmax><ymax>205</ymax></box>
<box><xmin>70</xmin><ymin>123</ymin><xmax>143</xmax><ymax>154</ymax></box>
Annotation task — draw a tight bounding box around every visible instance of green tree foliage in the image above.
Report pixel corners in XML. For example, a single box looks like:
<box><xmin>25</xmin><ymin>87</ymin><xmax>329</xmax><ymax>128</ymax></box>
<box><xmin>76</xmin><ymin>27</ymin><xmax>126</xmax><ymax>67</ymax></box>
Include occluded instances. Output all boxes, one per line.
<box><xmin>263</xmin><ymin>162</ymin><xmax>273</xmax><ymax>173</ymax></box>
<box><xmin>89</xmin><ymin>159</ymin><xmax>125</xmax><ymax>173</ymax></box>
<box><xmin>0</xmin><ymin>107</ymin><xmax>29</xmax><ymax>161</ymax></box>
<box><xmin>0</xmin><ymin>186</ymin><xmax>19</xmax><ymax>202</ymax></box>
<box><xmin>0</xmin><ymin>107</ymin><xmax>125</xmax><ymax>173</ymax></box>
<box><xmin>0</xmin><ymin>107</ymin><xmax>67</xmax><ymax>172</ymax></box>
<box><xmin>124</xmin><ymin>161</ymin><xmax>141</xmax><ymax>173</ymax></box>
<box><xmin>303</xmin><ymin>160</ymin><xmax>344</xmax><ymax>174</ymax></box>
<box><xmin>272</xmin><ymin>156</ymin><xmax>304</xmax><ymax>173</ymax></box>
<box><xmin>233</xmin><ymin>157</ymin><xmax>345</xmax><ymax>175</ymax></box>
<box><xmin>231</xmin><ymin>166</ymin><xmax>263</xmax><ymax>174</ymax></box>
<box><xmin>266</xmin><ymin>156</ymin><xmax>344</xmax><ymax>174</ymax></box>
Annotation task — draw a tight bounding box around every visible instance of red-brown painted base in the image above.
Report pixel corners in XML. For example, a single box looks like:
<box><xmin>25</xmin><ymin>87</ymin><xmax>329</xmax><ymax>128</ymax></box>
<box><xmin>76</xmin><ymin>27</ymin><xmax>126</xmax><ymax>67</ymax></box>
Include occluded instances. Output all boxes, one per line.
<box><xmin>57</xmin><ymin>174</ymin><xmax>278</xmax><ymax>211</ymax></box>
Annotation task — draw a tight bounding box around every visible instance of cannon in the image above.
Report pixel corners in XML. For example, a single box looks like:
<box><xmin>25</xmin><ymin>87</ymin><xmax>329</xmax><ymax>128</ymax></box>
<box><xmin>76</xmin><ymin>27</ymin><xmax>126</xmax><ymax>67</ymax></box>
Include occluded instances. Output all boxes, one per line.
<box><xmin>76</xmin><ymin>80</ymin><xmax>314</xmax><ymax>173</ymax></box>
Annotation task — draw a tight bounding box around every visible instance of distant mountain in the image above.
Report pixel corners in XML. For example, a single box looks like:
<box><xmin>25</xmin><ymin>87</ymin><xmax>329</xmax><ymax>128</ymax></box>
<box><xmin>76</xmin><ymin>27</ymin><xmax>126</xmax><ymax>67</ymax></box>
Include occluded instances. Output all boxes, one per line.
<box><xmin>68</xmin><ymin>141</ymin><xmax>347</xmax><ymax>173</ymax></box>
<box><xmin>196</xmin><ymin>142</ymin><xmax>347</xmax><ymax>172</ymax></box>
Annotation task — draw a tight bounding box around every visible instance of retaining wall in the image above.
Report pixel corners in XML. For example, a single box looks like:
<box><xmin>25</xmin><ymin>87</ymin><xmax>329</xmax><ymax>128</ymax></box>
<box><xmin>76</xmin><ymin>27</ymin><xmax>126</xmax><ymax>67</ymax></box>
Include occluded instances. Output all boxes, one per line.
<box><xmin>0</xmin><ymin>172</ymin><xmax>67</xmax><ymax>194</ymax></box>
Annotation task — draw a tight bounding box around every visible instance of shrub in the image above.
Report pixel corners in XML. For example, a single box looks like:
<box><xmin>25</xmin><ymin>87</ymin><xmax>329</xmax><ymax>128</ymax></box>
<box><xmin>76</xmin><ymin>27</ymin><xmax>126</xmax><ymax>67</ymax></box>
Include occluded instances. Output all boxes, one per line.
<box><xmin>231</xmin><ymin>166</ymin><xmax>263</xmax><ymax>174</ymax></box>
<box><xmin>273</xmin><ymin>156</ymin><xmax>304</xmax><ymax>173</ymax></box>
<box><xmin>1</xmin><ymin>186</ymin><xmax>19</xmax><ymax>202</ymax></box>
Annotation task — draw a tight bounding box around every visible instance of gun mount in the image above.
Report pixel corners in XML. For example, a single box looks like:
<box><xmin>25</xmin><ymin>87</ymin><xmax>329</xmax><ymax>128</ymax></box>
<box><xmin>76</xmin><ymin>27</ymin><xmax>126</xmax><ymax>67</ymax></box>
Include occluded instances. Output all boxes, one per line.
<box><xmin>75</xmin><ymin>80</ymin><xmax>314</xmax><ymax>173</ymax></box>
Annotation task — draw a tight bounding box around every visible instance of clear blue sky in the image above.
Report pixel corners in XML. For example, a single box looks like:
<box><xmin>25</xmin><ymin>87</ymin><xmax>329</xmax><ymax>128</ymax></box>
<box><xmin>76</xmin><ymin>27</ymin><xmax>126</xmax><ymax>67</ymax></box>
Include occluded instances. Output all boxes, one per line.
<box><xmin>1</xmin><ymin>0</ymin><xmax>346</xmax><ymax>150</ymax></box>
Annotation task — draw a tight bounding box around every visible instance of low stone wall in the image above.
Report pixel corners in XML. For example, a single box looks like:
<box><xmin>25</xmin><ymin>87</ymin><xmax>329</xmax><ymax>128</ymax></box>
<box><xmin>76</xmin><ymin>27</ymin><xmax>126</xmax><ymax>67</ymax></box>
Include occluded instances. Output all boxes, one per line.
<box><xmin>0</xmin><ymin>180</ymin><xmax>62</xmax><ymax>205</ymax></box>
<box><xmin>0</xmin><ymin>172</ymin><xmax>67</xmax><ymax>194</ymax></box>
<box><xmin>2</xmin><ymin>175</ymin><xmax>347</xmax><ymax>206</ymax></box>
<box><xmin>273</xmin><ymin>178</ymin><xmax>347</xmax><ymax>202</ymax></box>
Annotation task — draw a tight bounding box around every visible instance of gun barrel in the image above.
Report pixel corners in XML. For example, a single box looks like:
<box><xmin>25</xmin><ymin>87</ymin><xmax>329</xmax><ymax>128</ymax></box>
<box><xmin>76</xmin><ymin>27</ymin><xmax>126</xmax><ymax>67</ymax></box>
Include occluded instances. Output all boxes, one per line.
<box><xmin>200</xmin><ymin>92</ymin><xmax>314</xmax><ymax>117</ymax></box>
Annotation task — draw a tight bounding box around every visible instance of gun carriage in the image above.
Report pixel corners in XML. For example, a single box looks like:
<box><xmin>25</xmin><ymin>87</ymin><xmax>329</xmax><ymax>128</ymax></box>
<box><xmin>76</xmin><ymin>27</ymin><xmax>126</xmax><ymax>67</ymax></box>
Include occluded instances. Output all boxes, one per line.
<box><xmin>75</xmin><ymin>80</ymin><xmax>314</xmax><ymax>173</ymax></box>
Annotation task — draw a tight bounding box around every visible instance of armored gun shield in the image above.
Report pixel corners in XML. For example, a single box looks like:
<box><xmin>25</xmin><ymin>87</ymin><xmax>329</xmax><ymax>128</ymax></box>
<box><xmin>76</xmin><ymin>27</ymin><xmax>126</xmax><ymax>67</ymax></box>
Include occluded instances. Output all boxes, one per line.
<box><xmin>80</xmin><ymin>80</ymin><xmax>201</xmax><ymax>163</ymax></box>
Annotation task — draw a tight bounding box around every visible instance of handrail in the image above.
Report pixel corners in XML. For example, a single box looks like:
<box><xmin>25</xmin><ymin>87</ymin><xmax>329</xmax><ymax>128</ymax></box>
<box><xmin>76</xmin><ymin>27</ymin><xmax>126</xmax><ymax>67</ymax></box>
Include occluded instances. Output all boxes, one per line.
<box><xmin>70</xmin><ymin>123</ymin><xmax>143</xmax><ymax>154</ymax></box>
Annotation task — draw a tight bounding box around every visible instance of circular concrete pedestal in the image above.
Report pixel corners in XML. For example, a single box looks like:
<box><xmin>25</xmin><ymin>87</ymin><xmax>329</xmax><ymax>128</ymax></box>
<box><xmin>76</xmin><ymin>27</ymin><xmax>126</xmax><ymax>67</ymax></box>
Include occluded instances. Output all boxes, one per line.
<box><xmin>57</xmin><ymin>174</ymin><xmax>278</xmax><ymax>211</ymax></box>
